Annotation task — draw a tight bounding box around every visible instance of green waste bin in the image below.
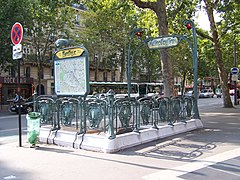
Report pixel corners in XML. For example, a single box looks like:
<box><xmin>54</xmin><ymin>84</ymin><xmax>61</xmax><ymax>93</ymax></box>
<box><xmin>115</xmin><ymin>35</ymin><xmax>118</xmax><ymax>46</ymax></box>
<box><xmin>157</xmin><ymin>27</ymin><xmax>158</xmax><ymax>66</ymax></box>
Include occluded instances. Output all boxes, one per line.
<box><xmin>26</xmin><ymin>112</ymin><xmax>41</xmax><ymax>145</ymax></box>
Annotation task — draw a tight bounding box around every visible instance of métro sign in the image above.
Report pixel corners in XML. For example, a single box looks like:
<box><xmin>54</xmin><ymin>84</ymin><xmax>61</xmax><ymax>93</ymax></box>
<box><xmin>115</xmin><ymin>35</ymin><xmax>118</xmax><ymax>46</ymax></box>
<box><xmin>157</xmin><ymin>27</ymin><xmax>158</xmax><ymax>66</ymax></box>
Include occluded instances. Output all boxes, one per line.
<box><xmin>53</xmin><ymin>46</ymin><xmax>89</xmax><ymax>96</ymax></box>
<box><xmin>147</xmin><ymin>35</ymin><xmax>179</xmax><ymax>49</ymax></box>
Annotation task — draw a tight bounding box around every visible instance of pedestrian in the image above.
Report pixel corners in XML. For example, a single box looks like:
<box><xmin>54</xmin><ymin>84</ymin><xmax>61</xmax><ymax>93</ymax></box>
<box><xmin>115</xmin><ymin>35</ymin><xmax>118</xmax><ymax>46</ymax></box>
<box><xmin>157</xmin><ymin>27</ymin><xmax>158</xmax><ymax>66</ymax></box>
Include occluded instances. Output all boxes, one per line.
<box><xmin>13</xmin><ymin>92</ymin><xmax>22</xmax><ymax>103</ymax></box>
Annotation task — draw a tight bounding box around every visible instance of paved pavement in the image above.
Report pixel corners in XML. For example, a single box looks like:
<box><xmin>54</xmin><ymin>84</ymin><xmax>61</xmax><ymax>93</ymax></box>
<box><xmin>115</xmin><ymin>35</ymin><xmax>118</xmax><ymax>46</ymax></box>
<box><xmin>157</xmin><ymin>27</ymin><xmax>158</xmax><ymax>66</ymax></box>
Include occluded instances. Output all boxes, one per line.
<box><xmin>0</xmin><ymin>104</ymin><xmax>240</xmax><ymax>180</ymax></box>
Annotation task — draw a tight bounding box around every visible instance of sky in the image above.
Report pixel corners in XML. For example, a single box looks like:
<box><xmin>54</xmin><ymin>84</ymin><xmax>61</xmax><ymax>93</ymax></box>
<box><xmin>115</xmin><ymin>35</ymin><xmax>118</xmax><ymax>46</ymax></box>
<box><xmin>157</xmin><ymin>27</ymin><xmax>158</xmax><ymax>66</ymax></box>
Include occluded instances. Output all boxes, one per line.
<box><xmin>194</xmin><ymin>3</ymin><xmax>221</xmax><ymax>31</ymax></box>
<box><xmin>195</xmin><ymin>9</ymin><xmax>211</xmax><ymax>31</ymax></box>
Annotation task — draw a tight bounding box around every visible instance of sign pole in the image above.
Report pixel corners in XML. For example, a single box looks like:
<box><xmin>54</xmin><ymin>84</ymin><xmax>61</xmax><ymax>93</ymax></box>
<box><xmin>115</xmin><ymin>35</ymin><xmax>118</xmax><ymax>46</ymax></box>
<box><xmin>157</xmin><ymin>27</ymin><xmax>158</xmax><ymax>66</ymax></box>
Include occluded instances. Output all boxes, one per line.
<box><xmin>234</xmin><ymin>41</ymin><xmax>237</xmax><ymax>105</ymax></box>
<box><xmin>11</xmin><ymin>22</ymin><xmax>23</xmax><ymax>147</ymax></box>
<box><xmin>18</xmin><ymin>58</ymin><xmax>22</xmax><ymax>147</ymax></box>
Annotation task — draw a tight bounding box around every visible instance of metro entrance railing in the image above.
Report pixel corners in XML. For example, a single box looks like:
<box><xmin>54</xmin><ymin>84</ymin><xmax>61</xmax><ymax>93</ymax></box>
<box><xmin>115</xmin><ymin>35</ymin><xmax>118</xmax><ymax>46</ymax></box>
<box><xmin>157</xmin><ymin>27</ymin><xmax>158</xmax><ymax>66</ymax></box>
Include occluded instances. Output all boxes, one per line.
<box><xmin>34</xmin><ymin>92</ymin><xmax>194</xmax><ymax>139</ymax></box>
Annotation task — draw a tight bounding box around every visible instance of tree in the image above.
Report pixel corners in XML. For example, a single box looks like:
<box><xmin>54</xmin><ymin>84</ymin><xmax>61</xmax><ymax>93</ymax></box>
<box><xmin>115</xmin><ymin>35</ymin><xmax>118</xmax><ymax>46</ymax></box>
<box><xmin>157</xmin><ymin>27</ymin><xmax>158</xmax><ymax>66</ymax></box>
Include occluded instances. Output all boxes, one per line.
<box><xmin>131</xmin><ymin>0</ymin><xmax>175</xmax><ymax>96</ymax></box>
<box><xmin>0</xmin><ymin>0</ymin><xmax>31</xmax><ymax>71</ymax></box>
<box><xmin>80</xmin><ymin>0</ymin><xmax>144</xmax><ymax>82</ymax></box>
<box><xmin>200</xmin><ymin>0</ymin><xmax>237</xmax><ymax>107</ymax></box>
<box><xmin>170</xmin><ymin>42</ymin><xmax>193</xmax><ymax>95</ymax></box>
<box><xmin>25</xmin><ymin>0</ymin><xmax>77</xmax><ymax>95</ymax></box>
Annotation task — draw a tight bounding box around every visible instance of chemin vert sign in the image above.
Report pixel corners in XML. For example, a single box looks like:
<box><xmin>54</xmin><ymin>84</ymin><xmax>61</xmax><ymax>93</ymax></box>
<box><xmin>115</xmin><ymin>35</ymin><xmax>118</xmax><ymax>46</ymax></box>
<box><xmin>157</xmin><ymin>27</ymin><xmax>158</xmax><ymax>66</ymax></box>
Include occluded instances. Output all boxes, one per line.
<box><xmin>147</xmin><ymin>35</ymin><xmax>179</xmax><ymax>49</ymax></box>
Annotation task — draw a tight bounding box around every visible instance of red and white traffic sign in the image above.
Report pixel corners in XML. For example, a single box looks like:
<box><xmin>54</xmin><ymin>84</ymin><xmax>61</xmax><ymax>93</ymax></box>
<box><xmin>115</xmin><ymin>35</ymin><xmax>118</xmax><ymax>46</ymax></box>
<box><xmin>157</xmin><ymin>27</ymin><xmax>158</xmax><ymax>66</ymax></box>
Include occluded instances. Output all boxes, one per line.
<box><xmin>11</xmin><ymin>22</ymin><xmax>23</xmax><ymax>45</ymax></box>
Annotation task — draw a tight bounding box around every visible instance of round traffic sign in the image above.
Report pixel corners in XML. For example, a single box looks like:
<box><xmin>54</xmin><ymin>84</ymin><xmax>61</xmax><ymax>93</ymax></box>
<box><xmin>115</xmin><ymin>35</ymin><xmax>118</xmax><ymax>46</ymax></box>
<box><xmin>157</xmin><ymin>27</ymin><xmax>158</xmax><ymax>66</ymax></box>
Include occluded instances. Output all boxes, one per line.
<box><xmin>231</xmin><ymin>67</ymin><xmax>239</xmax><ymax>75</ymax></box>
<box><xmin>11</xmin><ymin>22</ymin><xmax>23</xmax><ymax>45</ymax></box>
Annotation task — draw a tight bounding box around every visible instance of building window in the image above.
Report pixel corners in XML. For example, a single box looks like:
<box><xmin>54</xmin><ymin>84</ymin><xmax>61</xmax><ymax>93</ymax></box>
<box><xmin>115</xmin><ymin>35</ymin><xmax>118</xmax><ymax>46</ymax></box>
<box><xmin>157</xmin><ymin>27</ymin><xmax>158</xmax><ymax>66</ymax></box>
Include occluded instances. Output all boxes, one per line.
<box><xmin>103</xmin><ymin>72</ymin><xmax>107</xmax><ymax>81</ymax></box>
<box><xmin>41</xmin><ymin>69</ymin><xmax>44</xmax><ymax>79</ymax></box>
<box><xmin>51</xmin><ymin>82</ymin><xmax>55</xmax><ymax>94</ymax></box>
<box><xmin>51</xmin><ymin>68</ymin><xmax>54</xmax><ymax>77</ymax></box>
<box><xmin>9</xmin><ymin>67</ymin><xmax>16</xmax><ymax>77</ymax></box>
<box><xmin>26</xmin><ymin>67</ymin><xmax>30</xmax><ymax>78</ymax></box>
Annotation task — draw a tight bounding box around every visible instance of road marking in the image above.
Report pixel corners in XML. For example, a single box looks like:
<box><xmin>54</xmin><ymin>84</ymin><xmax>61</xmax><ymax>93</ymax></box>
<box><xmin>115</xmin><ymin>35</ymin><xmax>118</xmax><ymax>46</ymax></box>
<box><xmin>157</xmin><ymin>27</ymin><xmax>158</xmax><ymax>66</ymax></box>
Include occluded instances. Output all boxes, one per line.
<box><xmin>3</xmin><ymin>175</ymin><xmax>17</xmax><ymax>179</ymax></box>
<box><xmin>142</xmin><ymin>147</ymin><xmax>240</xmax><ymax>180</ymax></box>
<box><xmin>208</xmin><ymin>166</ymin><xmax>240</xmax><ymax>177</ymax></box>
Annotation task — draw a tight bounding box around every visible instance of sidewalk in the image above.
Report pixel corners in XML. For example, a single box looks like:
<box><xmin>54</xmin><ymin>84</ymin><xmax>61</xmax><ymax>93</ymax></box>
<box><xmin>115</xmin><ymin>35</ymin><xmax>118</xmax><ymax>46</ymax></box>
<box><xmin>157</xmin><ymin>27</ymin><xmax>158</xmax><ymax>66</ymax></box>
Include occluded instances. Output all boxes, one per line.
<box><xmin>1</xmin><ymin>105</ymin><xmax>240</xmax><ymax>180</ymax></box>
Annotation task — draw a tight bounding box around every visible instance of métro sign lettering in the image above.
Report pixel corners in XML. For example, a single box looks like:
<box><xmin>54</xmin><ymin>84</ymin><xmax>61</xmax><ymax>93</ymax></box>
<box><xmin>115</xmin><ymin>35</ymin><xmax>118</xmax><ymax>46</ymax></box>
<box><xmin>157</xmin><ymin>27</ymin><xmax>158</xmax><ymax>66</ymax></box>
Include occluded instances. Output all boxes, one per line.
<box><xmin>147</xmin><ymin>36</ymin><xmax>179</xmax><ymax>49</ymax></box>
<box><xmin>55</xmin><ymin>47</ymin><xmax>84</xmax><ymax>59</ymax></box>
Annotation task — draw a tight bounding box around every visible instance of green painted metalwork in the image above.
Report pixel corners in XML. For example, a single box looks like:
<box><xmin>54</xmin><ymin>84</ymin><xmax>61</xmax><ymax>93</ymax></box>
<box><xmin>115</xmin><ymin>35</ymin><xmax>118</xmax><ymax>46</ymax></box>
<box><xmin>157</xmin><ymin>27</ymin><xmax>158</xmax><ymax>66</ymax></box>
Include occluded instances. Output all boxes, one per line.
<box><xmin>185</xmin><ymin>97</ymin><xmax>193</xmax><ymax>118</ymax></box>
<box><xmin>172</xmin><ymin>97</ymin><xmax>181</xmax><ymax>123</ymax></box>
<box><xmin>76</xmin><ymin>96</ymin><xmax>84</xmax><ymax>134</ymax></box>
<box><xmin>36</xmin><ymin>95</ymin><xmax>59</xmax><ymax>130</ymax></box>
<box><xmin>128</xmin><ymin>21</ymin><xmax>200</xmax><ymax>119</ymax></box>
<box><xmin>88</xmin><ymin>103</ymin><xmax>103</xmax><ymax>128</ymax></box>
<box><xmin>38</xmin><ymin>99</ymin><xmax>53</xmax><ymax>124</ymax></box>
<box><xmin>35</xmin><ymin>90</ymin><xmax>195</xmax><ymax>138</ymax></box>
<box><xmin>118</xmin><ymin>101</ymin><xmax>132</xmax><ymax>128</ymax></box>
<box><xmin>126</xmin><ymin>28</ymin><xmax>144</xmax><ymax>98</ymax></box>
<box><xmin>53</xmin><ymin>45</ymin><xmax>90</xmax><ymax>97</ymax></box>
<box><xmin>107</xmin><ymin>89</ymin><xmax>116</xmax><ymax>139</ymax></box>
<box><xmin>61</xmin><ymin>100</ymin><xmax>75</xmax><ymax>126</ymax></box>
<box><xmin>140</xmin><ymin>100</ymin><xmax>152</xmax><ymax>125</ymax></box>
<box><xmin>158</xmin><ymin>98</ymin><xmax>168</xmax><ymax>122</ymax></box>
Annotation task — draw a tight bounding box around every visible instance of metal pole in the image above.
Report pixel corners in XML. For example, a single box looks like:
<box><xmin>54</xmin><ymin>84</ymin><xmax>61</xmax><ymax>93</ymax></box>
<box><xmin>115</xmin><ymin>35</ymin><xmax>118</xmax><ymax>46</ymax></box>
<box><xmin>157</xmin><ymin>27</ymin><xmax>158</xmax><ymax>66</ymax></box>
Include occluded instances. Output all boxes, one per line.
<box><xmin>18</xmin><ymin>58</ymin><xmax>22</xmax><ymax>147</ymax></box>
<box><xmin>127</xmin><ymin>28</ymin><xmax>143</xmax><ymax>98</ymax></box>
<box><xmin>234</xmin><ymin>41</ymin><xmax>237</xmax><ymax>105</ymax></box>
<box><xmin>127</xmin><ymin>35</ymin><xmax>134</xmax><ymax>98</ymax></box>
<box><xmin>189</xmin><ymin>20</ymin><xmax>200</xmax><ymax>119</ymax></box>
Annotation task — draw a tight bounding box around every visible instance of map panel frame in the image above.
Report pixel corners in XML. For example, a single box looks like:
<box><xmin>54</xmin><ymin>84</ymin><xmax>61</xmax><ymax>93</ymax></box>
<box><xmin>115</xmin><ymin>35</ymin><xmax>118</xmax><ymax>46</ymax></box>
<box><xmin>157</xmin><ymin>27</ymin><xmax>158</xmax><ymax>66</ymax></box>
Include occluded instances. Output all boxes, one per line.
<box><xmin>53</xmin><ymin>46</ymin><xmax>89</xmax><ymax>96</ymax></box>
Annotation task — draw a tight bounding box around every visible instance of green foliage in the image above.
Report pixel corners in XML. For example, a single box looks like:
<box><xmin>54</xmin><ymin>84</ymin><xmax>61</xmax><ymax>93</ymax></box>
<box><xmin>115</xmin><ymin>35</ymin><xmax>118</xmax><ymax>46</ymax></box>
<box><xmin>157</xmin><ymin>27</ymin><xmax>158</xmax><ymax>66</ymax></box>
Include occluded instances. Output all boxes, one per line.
<box><xmin>0</xmin><ymin>0</ymin><xmax>32</xmax><ymax>71</ymax></box>
<box><xmin>216</xmin><ymin>0</ymin><xmax>240</xmax><ymax>73</ymax></box>
<box><xmin>0</xmin><ymin>0</ymin><xmax>78</xmax><ymax>71</ymax></box>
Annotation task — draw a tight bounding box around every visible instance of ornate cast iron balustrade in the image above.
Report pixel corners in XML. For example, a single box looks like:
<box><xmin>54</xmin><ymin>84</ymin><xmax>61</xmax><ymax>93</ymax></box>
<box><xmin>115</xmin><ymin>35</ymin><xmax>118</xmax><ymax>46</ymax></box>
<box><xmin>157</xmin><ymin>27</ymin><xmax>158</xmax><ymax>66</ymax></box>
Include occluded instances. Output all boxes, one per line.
<box><xmin>34</xmin><ymin>93</ymin><xmax>194</xmax><ymax>139</ymax></box>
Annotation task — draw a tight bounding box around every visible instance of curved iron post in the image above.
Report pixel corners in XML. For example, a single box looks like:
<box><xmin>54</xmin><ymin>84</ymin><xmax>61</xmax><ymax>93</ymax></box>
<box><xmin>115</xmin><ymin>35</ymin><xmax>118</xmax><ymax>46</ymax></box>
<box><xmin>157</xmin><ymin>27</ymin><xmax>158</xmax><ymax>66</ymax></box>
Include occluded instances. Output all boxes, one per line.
<box><xmin>183</xmin><ymin>19</ymin><xmax>200</xmax><ymax>119</ymax></box>
<box><xmin>127</xmin><ymin>28</ymin><xmax>144</xmax><ymax>98</ymax></box>
<box><xmin>107</xmin><ymin>90</ymin><xmax>116</xmax><ymax>139</ymax></box>
<box><xmin>36</xmin><ymin>95</ymin><xmax>58</xmax><ymax>130</ymax></box>
<box><xmin>172</xmin><ymin>96</ymin><xmax>181</xmax><ymax>123</ymax></box>
<box><xmin>69</xmin><ymin>97</ymin><xmax>81</xmax><ymax>130</ymax></box>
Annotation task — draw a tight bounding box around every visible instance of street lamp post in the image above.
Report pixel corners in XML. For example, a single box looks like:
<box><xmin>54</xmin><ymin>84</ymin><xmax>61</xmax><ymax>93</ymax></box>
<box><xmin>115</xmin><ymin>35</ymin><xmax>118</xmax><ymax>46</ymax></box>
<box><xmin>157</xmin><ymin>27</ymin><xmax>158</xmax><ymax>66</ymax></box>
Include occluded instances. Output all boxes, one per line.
<box><xmin>126</xmin><ymin>28</ymin><xmax>143</xmax><ymax>97</ymax></box>
<box><xmin>184</xmin><ymin>20</ymin><xmax>200</xmax><ymax>119</ymax></box>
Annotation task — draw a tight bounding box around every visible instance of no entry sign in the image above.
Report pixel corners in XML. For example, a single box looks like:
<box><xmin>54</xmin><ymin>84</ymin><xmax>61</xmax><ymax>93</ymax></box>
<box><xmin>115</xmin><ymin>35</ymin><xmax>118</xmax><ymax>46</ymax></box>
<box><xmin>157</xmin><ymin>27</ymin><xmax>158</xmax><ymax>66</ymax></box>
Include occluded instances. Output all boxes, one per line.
<box><xmin>11</xmin><ymin>22</ymin><xmax>23</xmax><ymax>45</ymax></box>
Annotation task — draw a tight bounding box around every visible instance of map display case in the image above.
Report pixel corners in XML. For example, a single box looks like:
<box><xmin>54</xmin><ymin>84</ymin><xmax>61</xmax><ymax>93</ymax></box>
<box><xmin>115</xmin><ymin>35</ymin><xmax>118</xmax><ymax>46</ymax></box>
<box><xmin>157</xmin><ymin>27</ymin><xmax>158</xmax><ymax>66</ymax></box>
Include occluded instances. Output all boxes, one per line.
<box><xmin>53</xmin><ymin>46</ymin><xmax>89</xmax><ymax>96</ymax></box>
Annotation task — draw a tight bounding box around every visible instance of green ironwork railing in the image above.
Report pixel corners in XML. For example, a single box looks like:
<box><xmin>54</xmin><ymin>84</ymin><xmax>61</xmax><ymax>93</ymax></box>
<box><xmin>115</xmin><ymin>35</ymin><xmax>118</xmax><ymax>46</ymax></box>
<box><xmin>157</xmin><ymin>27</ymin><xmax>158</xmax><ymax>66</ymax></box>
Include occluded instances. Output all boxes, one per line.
<box><xmin>35</xmin><ymin>93</ymin><xmax>195</xmax><ymax>139</ymax></box>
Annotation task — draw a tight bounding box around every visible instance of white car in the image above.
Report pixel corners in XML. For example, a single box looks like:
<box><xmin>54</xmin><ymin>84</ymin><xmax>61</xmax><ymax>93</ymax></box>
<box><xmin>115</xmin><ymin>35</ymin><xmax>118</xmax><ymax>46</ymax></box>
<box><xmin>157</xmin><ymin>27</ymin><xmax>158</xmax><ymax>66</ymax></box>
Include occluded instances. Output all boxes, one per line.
<box><xmin>199</xmin><ymin>89</ymin><xmax>214</xmax><ymax>98</ymax></box>
<box><xmin>185</xmin><ymin>91</ymin><xmax>194</xmax><ymax>97</ymax></box>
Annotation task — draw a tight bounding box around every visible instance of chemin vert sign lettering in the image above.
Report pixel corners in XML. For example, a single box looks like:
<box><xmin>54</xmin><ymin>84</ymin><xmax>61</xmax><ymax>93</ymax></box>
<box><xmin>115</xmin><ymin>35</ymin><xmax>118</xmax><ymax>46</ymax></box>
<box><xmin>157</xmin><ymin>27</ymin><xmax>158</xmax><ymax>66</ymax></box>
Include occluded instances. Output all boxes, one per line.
<box><xmin>147</xmin><ymin>36</ymin><xmax>179</xmax><ymax>49</ymax></box>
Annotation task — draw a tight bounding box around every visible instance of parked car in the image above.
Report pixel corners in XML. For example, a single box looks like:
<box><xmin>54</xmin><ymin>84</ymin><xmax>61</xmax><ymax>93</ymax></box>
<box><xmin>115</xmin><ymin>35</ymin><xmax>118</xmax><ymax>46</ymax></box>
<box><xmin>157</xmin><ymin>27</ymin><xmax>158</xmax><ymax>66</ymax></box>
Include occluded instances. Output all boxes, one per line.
<box><xmin>199</xmin><ymin>89</ymin><xmax>214</xmax><ymax>98</ymax></box>
<box><xmin>9</xmin><ymin>96</ymin><xmax>33</xmax><ymax>114</ymax></box>
<box><xmin>185</xmin><ymin>91</ymin><xmax>194</xmax><ymax>97</ymax></box>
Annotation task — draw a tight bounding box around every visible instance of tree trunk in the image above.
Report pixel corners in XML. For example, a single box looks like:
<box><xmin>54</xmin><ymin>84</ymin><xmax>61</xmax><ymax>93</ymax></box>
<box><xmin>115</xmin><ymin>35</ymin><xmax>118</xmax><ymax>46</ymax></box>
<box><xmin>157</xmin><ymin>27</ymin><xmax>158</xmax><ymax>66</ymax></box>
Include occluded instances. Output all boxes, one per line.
<box><xmin>181</xmin><ymin>72</ymin><xmax>187</xmax><ymax>96</ymax></box>
<box><xmin>120</xmin><ymin>50</ymin><xmax>125</xmax><ymax>82</ymax></box>
<box><xmin>204</xmin><ymin>0</ymin><xmax>233</xmax><ymax>108</ymax></box>
<box><xmin>132</xmin><ymin>0</ymin><xmax>174</xmax><ymax>96</ymax></box>
<box><xmin>156</xmin><ymin>0</ymin><xmax>174</xmax><ymax>96</ymax></box>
